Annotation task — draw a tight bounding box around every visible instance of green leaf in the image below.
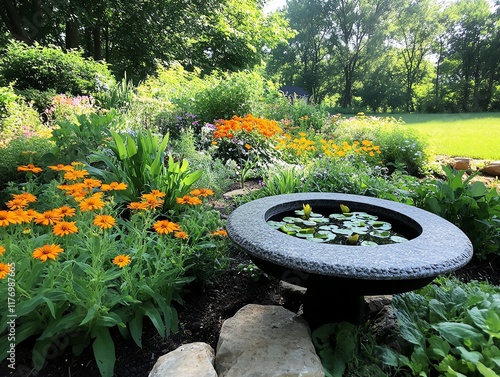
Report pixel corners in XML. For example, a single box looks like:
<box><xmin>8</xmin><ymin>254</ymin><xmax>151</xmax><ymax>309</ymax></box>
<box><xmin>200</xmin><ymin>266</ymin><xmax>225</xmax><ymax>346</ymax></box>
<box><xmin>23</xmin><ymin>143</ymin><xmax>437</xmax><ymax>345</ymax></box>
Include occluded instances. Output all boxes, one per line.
<box><xmin>129</xmin><ymin>311</ymin><xmax>144</xmax><ymax>348</ymax></box>
<box><xmin>144</xmin><ymin>302</ymin><xmax>165</xmax><ymax>337</ymax></box>
<box><xmin>80</xmin><ymin>304</ymin><xmax>99</xmax><ymax>326</ymax></box>
<box><xmin>110</xmin><ymin>130</ymin><xmax>127</xmax><ymax>160</ymax></box>
<box><xmin>92</xmin><ymin>327</ymin><xmax>116</xmax><ymax>377</ymax></box>
<box><xmin>433</xmin><ymin>322</ymin><xmax>486</xmax><ymax>348</ymax></box>
<box><xmin>125</xmin><ymin>134</ymin><xmax>138</xmax><ymax>157</ymax></box>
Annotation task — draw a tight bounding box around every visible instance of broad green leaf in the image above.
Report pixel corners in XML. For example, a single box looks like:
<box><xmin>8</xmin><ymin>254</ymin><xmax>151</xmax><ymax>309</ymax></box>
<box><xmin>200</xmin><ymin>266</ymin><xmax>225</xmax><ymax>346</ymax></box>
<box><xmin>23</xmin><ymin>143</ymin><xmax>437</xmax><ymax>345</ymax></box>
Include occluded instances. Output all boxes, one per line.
<box><xmin>476</xmin><ymin>362</ymin><xmax>499</xmax><ymax>377</ymax></box>
<box><xmin>129</xmin><ymin>312</ymin><xmax>144</xmax><ymax>348</ymax></box>
<box><xmin>433</xmin><ymin>322</ymin><xmax>486</xmax><ymax>348</ymax></box>
<box><xmin>144</xmin><ymin>302</ymin><xmax>165</xmax><ymax>337</ymax></box>
<box><xmin>92</xmin><ymin>327</ymin><xmax>116</xmax><ymax>377</ymax></box>
<box><xmin>80</xmin><ymin>304</ymin><xmax>99</xmax><ymax>326</ymax></box>
<box><xmin>110</xmin><ymin>130</ymin><xmax>127</xmax><ymax>160</ymax></box>
<box><xmin>125</xmin><ymin>134</ymin><xmax>137</xmax><ymax>157</ymax></box>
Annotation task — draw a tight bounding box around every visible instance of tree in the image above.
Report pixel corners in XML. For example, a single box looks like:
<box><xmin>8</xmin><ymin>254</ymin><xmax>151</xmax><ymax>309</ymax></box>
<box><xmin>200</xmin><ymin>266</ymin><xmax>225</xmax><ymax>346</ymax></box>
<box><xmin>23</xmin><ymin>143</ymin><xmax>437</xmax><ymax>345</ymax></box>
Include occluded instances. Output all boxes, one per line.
<box><xmin>392</xmin><ymin>0</ymin><xmax>440</xmax><ymax>112</ymax></box>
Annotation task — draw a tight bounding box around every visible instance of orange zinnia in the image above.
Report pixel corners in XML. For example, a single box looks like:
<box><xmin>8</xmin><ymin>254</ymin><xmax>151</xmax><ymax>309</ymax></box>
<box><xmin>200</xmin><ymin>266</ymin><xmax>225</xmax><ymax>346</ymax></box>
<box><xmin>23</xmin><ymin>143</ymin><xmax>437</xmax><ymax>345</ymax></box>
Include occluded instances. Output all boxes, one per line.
<box><xmin>34</xmin><ymin>210</ymin><xmax>62</xmax><ymax>225</ymax></box>
<box><xmin>0</xmin><ymin>263</ymin><xmax>11</xmax><ymax>279</ymax></box>
<box><xmin>6</xmin><ymin>198</ymin><xmax>29</xmax><ymax>210</ymax></box>
<box><xmin>53</xmin><ymin>221</ymin><xmax>78</xmax><ymax>236</ymax></box>
<box><xmin>48</xmin><ymin>164</ymin><xmax>73</xmax><ymax>171</ymax></box>
<box><xmin>54</xmin><ymin>206</ymin><xmax>76</xmax><ymax>218</ymax></box>
<box><xmin>176</xmin><ymin>195</ymin><xmax>202</xmax><ymax>205</ymax></box>
<box><xmin>174</xmin><ymin>231</ymin><xmax>188</xmax><ymax>240</ymax></box>
<box><xmin>112</xmin><ymin>254</ymin><xmax>131</xmax><ymax>268</ymax></box>
<box><xmin>12</xmin><ymin>192</ymin><xmax>37</xmax><ymax>203</ymax></box>
<box><xmin>127</xmin><ymin>201</ymin><xmax>149</xmax><ymax>210</ymax></box>
<box><xmin>83</xmin><ymin>178</ymin><xmax>102</xmax><ymax>189</ymax></box>
<box><xmin>100</xmin><ymin>182</ymin><xmax>128</xmax><ymax>191</ymax></box>
<box><xmin>79</xmin><ymin>194</ymin><xmax>105</xmax><ymax>212</ymax></box>
<box><xmin>211</xmin><ymin>229</ymin><xmax>228</xmax><ymax>237</ymax></box>
<box><xmin>17</xmin><ymin>164</ymin><xmax>43</xmax><ymax>173</ymax></box>
<box><xmin>93</xmin><ymin>215</ymin><xmax>116</xmax><ymax>229</ymax></box>
<box><xmin>33</xmin><ymin>244</ymin><xmax>64</xmax><ymax>262</ymax></box>
<box><xmin>149</xmin><ymin>190</ymin><xmax>166</xmax><ymax>198</ymax></box>
<box><xmin>64</xmin><ymin>169</ymin><xmax>89</xmax><ymax>181</ymax></box>
<box><xmin>12</xmin><ymin>209</ymin><xmax>32</xmax><ymax>223</ymax></box>
<box><xmin>153</xmin><ymin>220</ymin><xmax>181</xmax><ymax>234</ymax></box>
<box><xmin>0</xmin><ymin>210</ymin><xmax>22</xmax><ymax>226</ymax></box>
<box><xmin>0</xmin><ymin>246</ymin><xmax>5</xmax><ymax>256</ymax></box>
<box><xmin>197</xmin><ymin>188</ymin><xmax>214</xmax><ymax>197</ymax></box>
<box><xmin>143</xmin><ymin>197</ymin><xmax>164</xmax><ymax>209</ymax></box>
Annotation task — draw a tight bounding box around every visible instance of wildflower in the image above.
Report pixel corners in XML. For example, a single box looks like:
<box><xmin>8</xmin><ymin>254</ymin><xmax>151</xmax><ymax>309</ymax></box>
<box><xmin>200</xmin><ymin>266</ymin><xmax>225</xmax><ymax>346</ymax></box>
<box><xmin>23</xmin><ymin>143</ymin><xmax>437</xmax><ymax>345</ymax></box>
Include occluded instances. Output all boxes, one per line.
<box><xmin>64</xmin><ymin>169</ymin><xmax>89</xmax><ymax>181</ymax></box>
<box><xmin>34</xmin><ymin>210</ymin><xmax>63</xmax><ymax>225</ymax></box>
<box><xmin>174</xmin><ymin>231</ymin><xmax>188</xmax><ymax>240</ymax></box>
<box><xmin>79</xmin><ymin>193</ymin><xmax>105</xmax><ymax>212</ymax></box>
<box><xmin>0</xmin><ymin>263</ymin><xmax>11</xmax><ymax>279</ymax></box>
<box><xmin>6</xmin><ymin>197</ymin><xmax>29</xmax><ymax>210</ymax></box>
<box><xmin>48</xmin><ymin>164</ymin><xmax>73</xmax><ymax>171</ymax></box>
<box><xmin>100</xmin><ymin>182</ymin><xmax>128</xmax><ymax>191</ymax></box>
<box><xmin>176</xmin><ymin>195</ymin><xmax>202</xmax><ymax>205</ymax></box>
<box><xmin>112</xmin><ymin>254</ymin><xmax>131</xmax><ymax>268</ymax></box>
<box><xmin>93</xmin><ymin>215</ymin><xmax>116</xmax><ymax>229</ymax></box>
<box><xmin>33</xmin><ymin>244</ymin><xmax>64</xmax><ymax>262</ymax></box>
<box><xmin>211</xmin><ymin>229</ymin><xmax>228</xmax><ymax>237</ymax></box>
<box><xmin>12</xmin><ymin>192</ymin><xmax>37</xmax><ymax>203</ymax></box>
<box><xmin>153</xmin><ymin>220</ymin><xmax>181</xmax><ymax>234</ymax></box>
<box><xmin>54</xmin><ymin>206</ymin><xmax>76</xmax><ymax>218</ymax></box>
<box><xmin>0</xmin><ymin>246</ymin><xmax>5</xmax><ymax>256</ymax></box>
<box><xmin>17</xmin><ymin>164</ymin><xmax>43</xmax><ymax>173</ymax></box>
<box><xmin>53</xmin><ymin>221</ymin><xmax>78</xmax><ymax>236</ymax></box>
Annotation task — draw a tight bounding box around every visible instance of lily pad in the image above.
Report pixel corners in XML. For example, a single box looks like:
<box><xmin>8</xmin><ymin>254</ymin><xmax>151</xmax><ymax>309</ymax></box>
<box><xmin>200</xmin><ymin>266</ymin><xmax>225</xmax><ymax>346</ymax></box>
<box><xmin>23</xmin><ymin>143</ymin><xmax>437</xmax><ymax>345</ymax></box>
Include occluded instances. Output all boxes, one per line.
<box><xmin>371</xmin><ymin>230</ymin><xmax>391</xmax><ymax>238</ymax></box>
<box><xmin>361</xmin><ymin>241</ymin><xmax>378</xmax><ymax>246</ymax></box>
<box><xmin>390</xmin><ymin>235</ymin><xmax>408</xmax><ymax>243</ymax></box>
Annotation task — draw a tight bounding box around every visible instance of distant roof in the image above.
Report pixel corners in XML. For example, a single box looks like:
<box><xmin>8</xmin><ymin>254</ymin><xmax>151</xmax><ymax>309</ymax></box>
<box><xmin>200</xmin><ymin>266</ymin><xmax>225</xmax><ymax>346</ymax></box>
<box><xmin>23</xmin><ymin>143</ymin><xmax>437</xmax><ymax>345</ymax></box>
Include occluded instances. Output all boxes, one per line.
<box><xmin>279</xmin><ymin>86</ymin><xmax>310</xmax><ymax>98</ymax></box>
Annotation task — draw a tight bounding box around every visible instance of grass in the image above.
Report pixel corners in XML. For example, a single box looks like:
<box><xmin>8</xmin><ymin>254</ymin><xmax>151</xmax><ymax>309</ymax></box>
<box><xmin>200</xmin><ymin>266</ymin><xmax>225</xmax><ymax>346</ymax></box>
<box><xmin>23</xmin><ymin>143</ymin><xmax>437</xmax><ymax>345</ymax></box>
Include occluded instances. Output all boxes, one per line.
<box><xmin>389</xmin><ymin>112</ymin><xmax>500</xmax><ymax>160</ymax></box>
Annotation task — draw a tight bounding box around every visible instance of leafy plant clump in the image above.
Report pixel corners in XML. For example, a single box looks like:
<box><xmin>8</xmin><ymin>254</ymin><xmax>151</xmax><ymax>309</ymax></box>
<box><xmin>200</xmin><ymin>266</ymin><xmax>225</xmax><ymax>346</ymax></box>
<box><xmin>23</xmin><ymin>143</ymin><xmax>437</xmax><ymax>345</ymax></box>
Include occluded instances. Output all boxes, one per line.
<box><xmin>0</xmin><ymin>162</ymin><xmax>229</xmax><ymax>377</ymax></box>
<box><xmin>268</xmin><ymin>204</ymin><xmax>408</xmax><ymax>246</ymax></box>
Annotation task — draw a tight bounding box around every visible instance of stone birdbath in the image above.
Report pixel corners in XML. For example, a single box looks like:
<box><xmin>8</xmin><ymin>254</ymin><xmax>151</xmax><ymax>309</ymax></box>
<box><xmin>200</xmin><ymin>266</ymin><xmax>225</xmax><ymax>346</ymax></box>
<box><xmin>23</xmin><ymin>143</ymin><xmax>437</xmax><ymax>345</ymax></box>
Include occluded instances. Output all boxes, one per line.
<box><xmin>226</xmin><ymin>193</ymin><xmax>473</xmax><ymax>326</ymax></box>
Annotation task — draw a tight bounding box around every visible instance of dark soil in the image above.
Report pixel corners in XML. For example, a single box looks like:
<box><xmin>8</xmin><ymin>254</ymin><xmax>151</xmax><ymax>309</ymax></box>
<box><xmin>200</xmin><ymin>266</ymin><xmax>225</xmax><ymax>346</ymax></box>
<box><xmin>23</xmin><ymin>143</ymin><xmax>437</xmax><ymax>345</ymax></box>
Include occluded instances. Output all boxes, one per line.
<box><xmin>2</xmin><ymin>179</ymin><xmax>500</xmax><ymax>377</ymax></box>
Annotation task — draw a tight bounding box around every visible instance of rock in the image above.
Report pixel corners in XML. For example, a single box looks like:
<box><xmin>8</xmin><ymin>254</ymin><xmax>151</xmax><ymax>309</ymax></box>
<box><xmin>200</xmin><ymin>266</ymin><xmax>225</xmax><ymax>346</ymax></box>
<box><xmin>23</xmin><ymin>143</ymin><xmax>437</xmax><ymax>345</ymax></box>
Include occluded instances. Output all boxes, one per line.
<box><xmin>215</xmin><ymin>304</ymin><xmax>325</xmax><ymax>377</ymax></box>
<box><xmin>148</xmin><ymin>342</ymin><xmax>217</xmax><ymax>377</ymax></box>
<box><xmin>280</xmin><ymin>281</ymin><xmax>307</xmax><ymax>312</ymax></box>
<box><xmin>481</xmin><ymin>161</ymin><xmax>500</xmax><ymax>177</ymax></box>
<box><xmin>450</xmin><ymin>157</ymin><xmax>470</xmax><ymax>171</ymax></box>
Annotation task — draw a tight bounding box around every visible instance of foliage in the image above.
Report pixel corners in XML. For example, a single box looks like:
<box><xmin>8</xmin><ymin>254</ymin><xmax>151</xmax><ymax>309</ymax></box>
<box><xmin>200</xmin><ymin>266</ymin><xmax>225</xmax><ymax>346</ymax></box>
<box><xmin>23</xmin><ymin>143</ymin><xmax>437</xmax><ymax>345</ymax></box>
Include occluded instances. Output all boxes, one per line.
<box><xmin>0</xmin><ymin>161</ymin><xmax>228</xmax><ymax>377</ymax></box>
<box><xmin>412</xmin><ymin>165</ymin><xmax>500</xmax><ymax>259</ymax></box>
<box><xmin>44</xmin><ymin>94</ymin><xmax>96</xmax><ymax>124</ymax></box>
<box><xmin>0</xmin><ymin>86</ymin><xmax>18</xmax><ymax>118</ymax></box>
<box><xmin>380</xmin><ymin>278</ymin><xmax>500</xmax><ymax>376</ymax></box>
<box><xmin>95</xmin><ymin>75</ymin><xmax>135</xmax><ymax>111</ymax></box>
<box><xmin>251</xmin><ymin>165</ymin><xmax>306</xmax><ymax>198</ymax></box>
<box><xmin>88</xmin><ymin>130</ymin><xmax>202</xmax><ymax>211</ymax></box>
<box><xmin>328</xmin><ymin>114</ymin><xmax>428</xmax><ymax>176</ymax></box>
<box><xmin>48</xmin><ymin>111</ymin><xmax>123</xmax><ymax>164</ymax></box>
<box><xmin>0</xmin><ymin>41</ymin><xmax>115</xmax><ymax>96</ymax></box>
<box><xmin>313</xmin><ymin>322</ymin><xmax>387</xmax><ymax>377</ymax></box>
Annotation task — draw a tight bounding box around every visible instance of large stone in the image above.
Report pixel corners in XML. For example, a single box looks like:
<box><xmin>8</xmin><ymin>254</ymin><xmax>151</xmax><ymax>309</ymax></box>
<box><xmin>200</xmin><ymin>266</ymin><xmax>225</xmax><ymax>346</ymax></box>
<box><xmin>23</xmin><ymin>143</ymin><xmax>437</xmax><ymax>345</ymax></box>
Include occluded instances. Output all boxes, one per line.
<box><xmin>215</xmin><ymin>304</ymin><xmax>325</xmax><ymax>377</ymax></box>
<box><xmin>148</xmin><ymin>342</ymin><xmax>217</xmax><ymax>377</ymax></box>
<box><xmin>451</xmin><ymin>157</ymin><xmax>470</xmax><ymax>171</ymax></box>
<box><xmin>482</xmin><ymin>161</ymin><xmax>500</xmax><ymax>177</ymax></box>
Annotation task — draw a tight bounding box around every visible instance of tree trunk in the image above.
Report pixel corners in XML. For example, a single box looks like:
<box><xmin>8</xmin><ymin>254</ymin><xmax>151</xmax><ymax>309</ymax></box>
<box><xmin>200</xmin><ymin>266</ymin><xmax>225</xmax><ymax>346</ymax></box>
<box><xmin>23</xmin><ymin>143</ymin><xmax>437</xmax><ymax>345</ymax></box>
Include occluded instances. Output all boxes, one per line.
<box><xmin>65</xmin><ymin>21</ymin><xmax>79</xmax><ymax>49</ymax></box>
<box><xmin>0</xmin><ymin>0</ymin><xmax>33</xmax><ymax>44</ymax></box>
<box><xmin>93</xmin><ymin>26</ymin><xmax>101</xmax><ymax>60</ymax></box>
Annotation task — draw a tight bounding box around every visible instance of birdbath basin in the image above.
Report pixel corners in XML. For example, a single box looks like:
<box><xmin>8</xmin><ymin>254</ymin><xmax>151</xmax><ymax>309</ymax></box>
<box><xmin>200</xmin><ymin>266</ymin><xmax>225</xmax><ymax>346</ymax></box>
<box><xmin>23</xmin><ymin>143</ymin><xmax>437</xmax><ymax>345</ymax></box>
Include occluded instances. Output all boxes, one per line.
<box><xmin>226</xmin><ymin>193</ymin><xmax>473</xmax><ymax>325</ymax></box>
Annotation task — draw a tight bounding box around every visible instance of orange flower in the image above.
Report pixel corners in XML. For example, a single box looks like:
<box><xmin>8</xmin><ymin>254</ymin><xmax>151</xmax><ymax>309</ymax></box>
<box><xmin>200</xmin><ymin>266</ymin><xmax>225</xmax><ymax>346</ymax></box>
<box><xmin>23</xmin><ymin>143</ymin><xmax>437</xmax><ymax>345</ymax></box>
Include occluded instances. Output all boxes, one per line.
<box><xmin>0</xmin><ymin>246</ymin><xmax>5</xmax><ymax>257</ymax></box>
<box><xmin>6</xmin><ymin>197</ymin><xmax>29</xmax><ymax>210</ymax></box>
<box><xmin>53</xmin><ymin>221</ymin><xmax>78</xmax><ymax>236</ymax></box>
<box><xmin>64</xmin><ymin>169</ymin><xmax>89</xmax><ymax>181</ymax></box>
<box><xmin>48</xmin><ymin>164</ymin><xmax>73</xmax><ymax>171</ymax></box>
<box><xmin>196</xmin><ymin>188</ymin><xmax>214</xmax><ymax>197</ymax></box>
<box><xmin>93</xmin><ymin>215</ymin><xmax>116</xmax><ymax>229</ymax></box>
<box><xmin>244</xmin><ymin>143</ymin><xmax>252</xmax><ymax>150</ymax></box>
<box><xmin>17</xmin><ymin>164</ymin><xmax>43</xmax><ymax>173</ymax></box>
<box><xmin>83</xmin><ymin>178</ymin><xmax>102</xmax><ymax>189</ymax></box>
<box><xmin>153</xmin><ymin>220</ymin><xmax>181</xmax><ymax>234</ymax></box>
<box><xmin>34</xmin><ymin>210</ymin><xmax>63</xmax><ymax>225</ymax></box>
<box><xmin>176</xmin><ymin>195</ymin><xmax>202</xmax><ymax>205</ymax></box>
<box><xmin>33</xmin><ymin>244</ymin><xmax>64</xmax><ymax>262</ymax></box>
<box><xmin>12</xmin><ymin>209</ymin><xmax>32</xmax><ymax>223</ymax></box>
<box><xmin>100</xmin><ymin>182</ymin><xmax>128</xmax><ymax>191</ymax></box>
<box><xmin>112</xmin><ymin>254</ymin><xmax>131</xmax><ymax>268</ymax></box>
<box><xmin>79</xmin><ymin>193</ymin><xmax>105</xmax><ymax>212</ymax></box>
<box><xmin>0</xmin><ymin>210</ymin><xmax>22</xmax><ymax>226</ymax></box>
<box><xmin>174</xmin><ymin>231</ymin><xmax>188</xmax><ymax>240</ymax></box>
<box><xmin>211</xmin><ymin>229</ymin><xmax>228</xmax><ymax>237</ymax></box>
<box><xmin>149</xmin><ymin>190</ymin><xmax>166</xmax><ymax>198</ymax></box>
<box><xmin>12</xmin><ymin>192</ymin><xmax>37</xmax><ymax>203</ymax></box>
<box><xmin>54</xmin><ymin>206</ymin><xmax>76</xmax><ymax>218</ymax></box>
<box><xmin>143</xmin><ymin>197</ymin><xmax>164</xmax><ymax>209</ymax></box>
<box><xmin>127</xmin><ymin>201</ymin><xmax>149</xmax><ymax>210</ymax></box>
<box><xmin>0</xmin><ymin>263</ymin><xmax>11</xmax><ymax>279</ymax></box>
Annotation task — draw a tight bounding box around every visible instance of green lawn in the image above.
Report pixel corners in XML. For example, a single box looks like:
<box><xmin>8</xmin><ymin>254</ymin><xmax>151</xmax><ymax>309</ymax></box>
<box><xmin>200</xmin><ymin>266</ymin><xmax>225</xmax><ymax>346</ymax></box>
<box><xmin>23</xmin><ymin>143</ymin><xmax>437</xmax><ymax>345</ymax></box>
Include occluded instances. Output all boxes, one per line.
<box><xmin>389</xmin><ymin>112</ymin><xmax>500</xmax><ymax>160</ymax></box>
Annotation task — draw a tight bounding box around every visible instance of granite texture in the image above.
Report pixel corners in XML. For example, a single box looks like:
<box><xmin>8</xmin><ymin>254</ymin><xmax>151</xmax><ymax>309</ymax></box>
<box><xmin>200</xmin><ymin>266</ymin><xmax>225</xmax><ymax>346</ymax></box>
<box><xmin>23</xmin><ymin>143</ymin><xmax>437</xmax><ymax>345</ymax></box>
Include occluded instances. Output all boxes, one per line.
<box><xmin>226</xmin><ymin>193</ymin><xmax>473</xmax><ymax>281</ymax></box>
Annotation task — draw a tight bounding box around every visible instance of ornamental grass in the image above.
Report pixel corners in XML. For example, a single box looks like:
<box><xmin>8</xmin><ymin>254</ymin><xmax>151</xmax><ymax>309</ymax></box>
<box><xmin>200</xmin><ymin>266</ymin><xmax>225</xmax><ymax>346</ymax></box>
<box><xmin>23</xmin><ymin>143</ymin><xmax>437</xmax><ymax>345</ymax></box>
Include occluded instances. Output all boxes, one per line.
<box><xmin>0</xmin><ymin>162</ymin><xmax>229</xmax><ymax>377</ymax></box>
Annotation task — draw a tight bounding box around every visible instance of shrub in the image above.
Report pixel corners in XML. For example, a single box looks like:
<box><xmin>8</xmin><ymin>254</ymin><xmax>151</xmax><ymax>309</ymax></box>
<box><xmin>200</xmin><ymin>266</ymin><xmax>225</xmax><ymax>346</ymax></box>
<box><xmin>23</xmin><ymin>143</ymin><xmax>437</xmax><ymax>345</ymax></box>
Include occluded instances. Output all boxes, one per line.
<box><xmin>44</xmin><ymin>94</ymin><xmax>96</xmax><ymax>124</ymax></box>
<box><xmin>0</xmin><ymin>41</ymin><xmax>115</xmax><ymax>96</ymax></box>
<box><xmin>0</xmin><ymin>86</ymin><xmax>17</xmax><ymax>118</ymax></box>
<box><xmin>0</xmin><ymin>161</ymin><xmax>228</xmax><ymax>376</ymax></box>
<box><xmin>327</xmin><ymin>114</ymin><xmax>428</xmax><ymax>176</ymax></box>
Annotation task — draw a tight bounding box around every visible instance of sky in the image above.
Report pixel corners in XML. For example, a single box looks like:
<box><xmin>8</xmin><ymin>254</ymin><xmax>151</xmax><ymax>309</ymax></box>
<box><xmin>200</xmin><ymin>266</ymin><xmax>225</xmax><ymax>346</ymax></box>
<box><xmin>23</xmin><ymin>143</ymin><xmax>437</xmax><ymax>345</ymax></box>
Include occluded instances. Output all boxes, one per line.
<box><xmin>264</xmin><ymin>0</ymin><xmax>287</xmax><ymax>13</ymax></box>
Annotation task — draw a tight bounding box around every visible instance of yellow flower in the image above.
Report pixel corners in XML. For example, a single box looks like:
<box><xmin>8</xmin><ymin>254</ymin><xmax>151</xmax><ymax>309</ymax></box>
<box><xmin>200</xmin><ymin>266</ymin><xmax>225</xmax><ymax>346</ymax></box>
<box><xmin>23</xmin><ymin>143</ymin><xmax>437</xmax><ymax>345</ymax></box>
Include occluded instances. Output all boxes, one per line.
<box><xmin>53</xmin><ymin>221</ymin><xmax>78</xmax><ymax>236</ymax></box>
<box><xmin>33</xmin><ymin>244</ymin><xmax>64</xmax><ymax>262</ymax></box>
<box><xmin>0</xmin><ymin>263</ymin><xmax>11</xmax><ymax>279</ymax></box>
<box><xmin>112</xmin><ymin>254</ymin><xmax>131</xmax><ymax>268</ymax></box>
<box><xmin>93</xmin><ymin>215</ymin><xmax>116</xmax><ymax>229</ymax></box>
<box><xmin>48</xmin><ymin>164</ymin><xmax>73</xmax><ymax>171</ymax></box>
<box><xmin>153</xmin><ymin>220</ymin><xmax>181</xmax><ymax>234</ymax></box>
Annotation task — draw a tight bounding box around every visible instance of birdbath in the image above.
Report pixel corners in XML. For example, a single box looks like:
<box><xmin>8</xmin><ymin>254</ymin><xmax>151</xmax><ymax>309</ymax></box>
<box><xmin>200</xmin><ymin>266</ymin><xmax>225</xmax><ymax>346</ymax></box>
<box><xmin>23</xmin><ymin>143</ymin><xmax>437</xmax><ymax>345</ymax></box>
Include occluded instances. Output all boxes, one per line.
<box><xmin>226</xmin><ymin>193</ymin><xmax>473</xmax><ymax>326</ymax></box>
